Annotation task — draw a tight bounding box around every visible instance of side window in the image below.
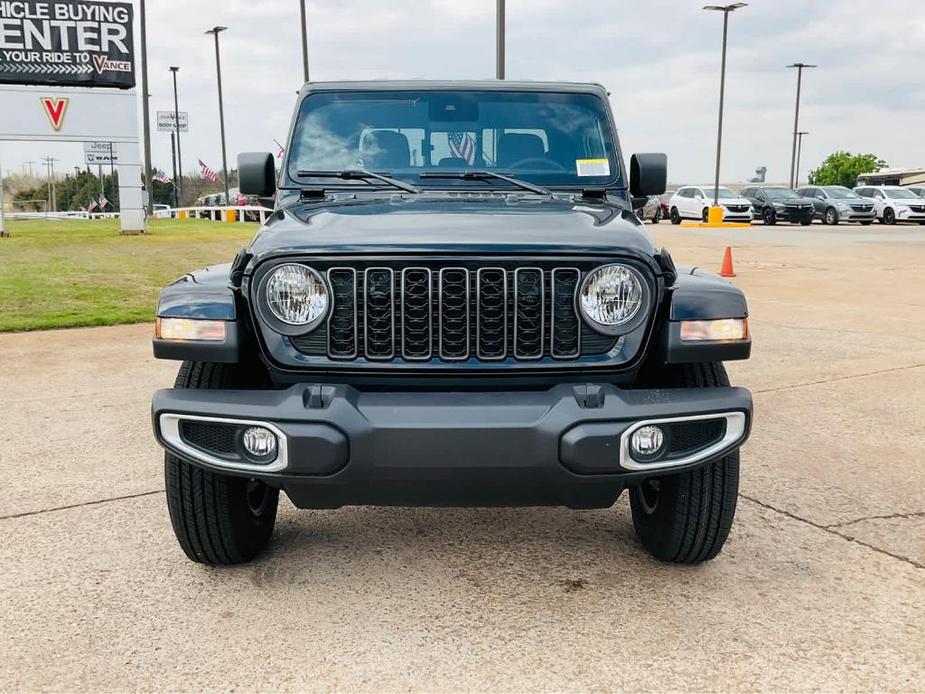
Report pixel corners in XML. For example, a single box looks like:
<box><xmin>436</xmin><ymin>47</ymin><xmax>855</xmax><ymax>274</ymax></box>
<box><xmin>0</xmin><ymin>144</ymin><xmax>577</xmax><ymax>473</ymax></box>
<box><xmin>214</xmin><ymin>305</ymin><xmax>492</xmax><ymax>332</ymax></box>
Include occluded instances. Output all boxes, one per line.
<box><xmin>740</xmin><ymin>188</ymin><xmax>753</xmax><ymax>198</ymax></box>
<box><xmin>756</xmin><ymin>190</ymin><xmax>766</xmax><ymax>202</ymax></box>
<box><xmin>874</xmin><ymin>190</ymin><xmax>885</xmax><ymax>199</ymax></box>
<box><xmin>682</xmin><ymin>188</ymin><xmax>694</xmax><ymax>198</ymax></box>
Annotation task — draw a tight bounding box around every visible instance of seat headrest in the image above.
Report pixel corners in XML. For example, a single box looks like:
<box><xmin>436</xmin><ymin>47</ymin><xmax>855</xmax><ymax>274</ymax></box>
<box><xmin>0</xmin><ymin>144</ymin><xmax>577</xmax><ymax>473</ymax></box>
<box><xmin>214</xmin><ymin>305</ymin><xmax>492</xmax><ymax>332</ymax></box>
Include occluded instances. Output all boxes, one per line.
<box><xmin>498</xmin><ymin>133</ymin><xmax>545</xmax><ymax>168</ymax></box>
<box><xmin>361</xmin><ymin>130</ymin><xmax>411</xmax><ymax>170</ymax></box>
<box><xmin>438</xmin><ymin>157</ymin><xmax>469</xmax><ymax>168</ymax></box>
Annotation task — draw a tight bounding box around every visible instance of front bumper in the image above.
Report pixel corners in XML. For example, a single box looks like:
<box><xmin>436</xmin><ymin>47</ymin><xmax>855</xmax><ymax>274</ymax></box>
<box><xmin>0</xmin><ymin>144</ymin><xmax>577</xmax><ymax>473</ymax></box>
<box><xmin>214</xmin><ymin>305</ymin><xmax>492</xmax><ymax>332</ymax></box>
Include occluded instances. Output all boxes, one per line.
<box><xmin>152</xmin><ymin>383</ymin><xmax>752</xmax><ymax>509</ymax></box>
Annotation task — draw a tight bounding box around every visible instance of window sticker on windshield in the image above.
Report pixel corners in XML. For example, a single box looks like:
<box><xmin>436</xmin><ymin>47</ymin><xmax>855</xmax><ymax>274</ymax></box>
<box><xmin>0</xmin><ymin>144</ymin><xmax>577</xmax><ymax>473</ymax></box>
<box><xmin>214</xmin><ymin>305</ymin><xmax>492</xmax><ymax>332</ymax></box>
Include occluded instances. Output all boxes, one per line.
<box><xmin>576</xmin><ymin>158</ymin><xmax>610</xmax><ymax>177</ymax></box>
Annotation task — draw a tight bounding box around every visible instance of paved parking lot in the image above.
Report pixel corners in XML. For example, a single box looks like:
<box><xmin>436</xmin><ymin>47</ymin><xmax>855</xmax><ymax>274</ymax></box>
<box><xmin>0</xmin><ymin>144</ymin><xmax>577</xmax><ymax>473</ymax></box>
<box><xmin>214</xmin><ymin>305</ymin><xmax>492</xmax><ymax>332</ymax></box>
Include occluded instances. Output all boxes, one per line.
<box><xmin>1</xmin><ymin>223</ymin><xmax>924</xmax><ymax>691</ymax></box>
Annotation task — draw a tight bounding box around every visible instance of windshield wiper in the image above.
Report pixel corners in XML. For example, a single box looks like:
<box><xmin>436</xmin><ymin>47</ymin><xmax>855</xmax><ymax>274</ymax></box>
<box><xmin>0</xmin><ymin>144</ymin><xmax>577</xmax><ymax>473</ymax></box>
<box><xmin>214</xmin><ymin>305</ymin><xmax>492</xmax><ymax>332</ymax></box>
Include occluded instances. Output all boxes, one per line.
<box><xmin>296</xmin><ymin>169</ymin><xmax>420</xmax><ymax>194</ymax></box>
<box><xmin>419</xmin><ymin>170</ymin><xmax>551</xmax><ymax>196</ymax></box>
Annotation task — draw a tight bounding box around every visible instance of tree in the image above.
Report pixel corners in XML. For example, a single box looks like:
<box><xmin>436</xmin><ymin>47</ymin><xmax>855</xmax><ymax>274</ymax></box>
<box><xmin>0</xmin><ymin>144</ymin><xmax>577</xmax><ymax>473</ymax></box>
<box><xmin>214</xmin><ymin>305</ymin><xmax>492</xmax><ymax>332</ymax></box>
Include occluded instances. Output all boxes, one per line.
<box><xmin>808</xmin><ymin>152</ymin><xmax>887</xmax><ymax>188</ymax></box>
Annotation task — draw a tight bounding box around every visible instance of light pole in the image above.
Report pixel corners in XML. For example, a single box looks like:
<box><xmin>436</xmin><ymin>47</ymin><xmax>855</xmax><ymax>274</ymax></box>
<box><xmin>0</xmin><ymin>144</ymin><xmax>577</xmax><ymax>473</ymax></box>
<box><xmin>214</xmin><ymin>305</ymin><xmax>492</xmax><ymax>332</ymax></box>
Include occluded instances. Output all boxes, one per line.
<box><xmin>299</xmin><ymin>0</ymin><xmax>310</xmax><ymax>83</ymax></box>
<box><xmin>787</xmin><ymin>62</ymin><xmax>817</xmax><ymax>189</ymax></box>
<box><xmin>704</xmin><ymin>3</ymin><xmax>747</xmax><ymax>209</ymax></box>
<box><xmin>205</xmin><ymin>26</ymin><xmax>230</xmax><ymax>204</ymax></box>
<box><xmin>795</xmin><ymin>131</ymin><xmax>808</xmax><ymax>187</ymax></box>
<box><xmin>496</xmin><ymin>0</ymin><xmax>505</xmax><ymax>79</ymax></box>
<box><xmin>169</xmin><ymin>66</ymin><xmax>184</xmax><ymax>204</ymax></box>
<box><xmin>139</xmin><ymin>0</ymin><xmax>153</xmax><ymax>216</ymax></box>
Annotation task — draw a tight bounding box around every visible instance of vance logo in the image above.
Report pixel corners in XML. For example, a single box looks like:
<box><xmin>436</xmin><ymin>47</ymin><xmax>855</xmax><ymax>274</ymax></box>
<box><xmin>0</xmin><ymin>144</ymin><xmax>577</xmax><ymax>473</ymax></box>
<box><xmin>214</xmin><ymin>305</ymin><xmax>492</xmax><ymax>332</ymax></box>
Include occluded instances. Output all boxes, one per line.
<box><xmin>93</xmin><ymin>55</ymin><xmax>133</xmax><ymax>75</ymax></box>
<box><xmin>40</xmin><ymin>97</ymin><xmax>70</xmax><ymax>132</ymax></box>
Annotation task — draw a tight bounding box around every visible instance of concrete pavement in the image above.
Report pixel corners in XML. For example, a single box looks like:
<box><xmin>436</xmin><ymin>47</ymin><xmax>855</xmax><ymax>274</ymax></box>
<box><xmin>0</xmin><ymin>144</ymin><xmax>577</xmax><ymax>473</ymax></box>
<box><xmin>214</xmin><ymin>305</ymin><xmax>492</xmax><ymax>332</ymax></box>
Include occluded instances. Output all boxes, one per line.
<box><xmin>1</xmin><ymin>223</ymin><xmax>923</xmax><ymax>691</ymax></box>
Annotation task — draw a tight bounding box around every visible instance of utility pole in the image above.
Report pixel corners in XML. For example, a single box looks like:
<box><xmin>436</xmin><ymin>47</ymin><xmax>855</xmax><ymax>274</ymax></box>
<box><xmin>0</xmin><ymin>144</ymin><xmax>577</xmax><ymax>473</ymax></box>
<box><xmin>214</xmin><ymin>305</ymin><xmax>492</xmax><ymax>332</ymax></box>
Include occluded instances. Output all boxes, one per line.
<box><xmin>704</xmin><ymin>3</ymin><xmax>747</xmax><ymax>208</ymax></box>
<box><xmin>205</xmin><ymin>26</ymin><xmax>230</xmax><ymax>204</ymax></box>
<box><xmin>42</xmin><ymin>157</ymin><xmax>59</xmax><ymax>211</ymax></box>
<box><xmin>170</xmin><ymin>66</ymin><xmax>183</xmax><ymax>204</ymax></box>
<box><xmin>496</xmin><ymin>0</ymin><xmax>505</xmax><ymax>79</ymax></box>
<box><xmin>787</xmin><ymin>62</ymin><xmax>817</xmax><ymax>189</ymax></box>
<box><xmin>139</xmin><ymin>0</ymin><xmax>154</xmax><ymax>215</ymax></box>
<box><xmin>795</xmin><ymin>131</ymin><xmax>809</xmax><ymax>187</ymax></box>
<box><xmin>170</xmin><ymin>131</ymin><xmax>179</xmax><ymax>208</ymax></box>
<box><xmin>299</xmin><ymin>0</ymin><xmax>310</xmax><ymax>83</ymax></box>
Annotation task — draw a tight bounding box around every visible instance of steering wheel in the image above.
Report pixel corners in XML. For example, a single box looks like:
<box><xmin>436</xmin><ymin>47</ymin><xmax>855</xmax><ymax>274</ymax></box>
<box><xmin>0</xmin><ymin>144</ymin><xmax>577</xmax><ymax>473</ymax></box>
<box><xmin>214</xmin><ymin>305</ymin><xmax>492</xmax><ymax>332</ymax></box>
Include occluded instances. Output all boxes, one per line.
<box><xmin>508</xmin><ymin>157</ymin><xmax>567</xmax><ymax>171</ymax></box>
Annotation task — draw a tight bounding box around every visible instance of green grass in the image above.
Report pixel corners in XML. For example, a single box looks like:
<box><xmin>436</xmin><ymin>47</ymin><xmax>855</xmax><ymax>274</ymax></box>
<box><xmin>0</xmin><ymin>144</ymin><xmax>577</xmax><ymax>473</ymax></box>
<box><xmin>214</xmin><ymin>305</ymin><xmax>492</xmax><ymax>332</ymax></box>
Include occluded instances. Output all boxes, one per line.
<box><xmin>0</xmin><ymin>217</ymin><xmax>257</xmax><ymax>331</ymax></box>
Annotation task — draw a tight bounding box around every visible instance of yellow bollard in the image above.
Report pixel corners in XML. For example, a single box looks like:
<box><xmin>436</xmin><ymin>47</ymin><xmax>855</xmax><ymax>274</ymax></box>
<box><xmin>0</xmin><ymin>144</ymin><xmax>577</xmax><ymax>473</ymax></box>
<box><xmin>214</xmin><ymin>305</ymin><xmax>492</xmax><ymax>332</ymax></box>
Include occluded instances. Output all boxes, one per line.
<box><xmin>226</xmin><ymin>209</ymin><xmax>237</xmax><ymax>223</ymax></box>
<box><xmin>177</xmin><ymin>210</ymin><xmax>187</xmax><ymax>220</ymax></box>
<box><xmin>707</xmin><ymin>206</ymin><xmax>725</xmax><ymax>225</ymax></box>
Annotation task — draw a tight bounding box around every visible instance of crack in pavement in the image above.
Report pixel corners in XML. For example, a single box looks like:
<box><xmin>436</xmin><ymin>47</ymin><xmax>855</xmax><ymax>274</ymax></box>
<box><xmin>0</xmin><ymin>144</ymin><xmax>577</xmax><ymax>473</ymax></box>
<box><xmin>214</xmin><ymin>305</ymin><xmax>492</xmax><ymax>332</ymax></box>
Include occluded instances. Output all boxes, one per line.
<box><xmin>0</xmin><ymin>490</ymin><xmax>165</xmax><ymax>521</ymax></box>
<box><xmin>825</xmin><ymin>511</ymin><xmax>925</xmax><ymax>529</ymax></box>
<box><xmin>754</xmin><ymin>362</ymin><xmax>925</xmax><ymax>395</ymax></box>
<box><xmin>740</xmin><ymin>494</ymin><xmax>925</xmax><ymax>571</ymax></box>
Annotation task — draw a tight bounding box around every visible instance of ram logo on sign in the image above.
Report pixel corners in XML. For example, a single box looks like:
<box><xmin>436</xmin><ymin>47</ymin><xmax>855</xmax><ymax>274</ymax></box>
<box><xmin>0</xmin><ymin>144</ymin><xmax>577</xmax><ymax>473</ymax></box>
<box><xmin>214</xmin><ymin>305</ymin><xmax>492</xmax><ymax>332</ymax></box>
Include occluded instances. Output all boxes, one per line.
<box><xmin>0</xmin><ymin>0</ymin><xmax>135</xmax><ymax>89</ymax></box>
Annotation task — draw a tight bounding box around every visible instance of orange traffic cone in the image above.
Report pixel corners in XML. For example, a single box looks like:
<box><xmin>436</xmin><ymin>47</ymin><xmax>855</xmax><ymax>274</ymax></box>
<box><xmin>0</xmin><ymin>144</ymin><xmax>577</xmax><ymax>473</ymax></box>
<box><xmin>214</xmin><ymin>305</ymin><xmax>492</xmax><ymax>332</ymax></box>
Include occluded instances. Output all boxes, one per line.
<box><xmin>720</xmin><ymin>246</ymin><xmax>736</xmax><ymax>278</ymax></box>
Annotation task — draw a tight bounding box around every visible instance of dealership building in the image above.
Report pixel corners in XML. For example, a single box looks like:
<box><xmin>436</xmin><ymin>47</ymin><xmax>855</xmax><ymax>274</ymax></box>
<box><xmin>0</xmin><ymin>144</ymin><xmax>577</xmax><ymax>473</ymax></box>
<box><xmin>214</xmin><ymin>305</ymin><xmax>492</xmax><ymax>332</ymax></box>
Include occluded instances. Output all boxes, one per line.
<box><xmin>856</xmin><ymin>167</ymin><xmax>925</xmax><ymax>187</ymax></box>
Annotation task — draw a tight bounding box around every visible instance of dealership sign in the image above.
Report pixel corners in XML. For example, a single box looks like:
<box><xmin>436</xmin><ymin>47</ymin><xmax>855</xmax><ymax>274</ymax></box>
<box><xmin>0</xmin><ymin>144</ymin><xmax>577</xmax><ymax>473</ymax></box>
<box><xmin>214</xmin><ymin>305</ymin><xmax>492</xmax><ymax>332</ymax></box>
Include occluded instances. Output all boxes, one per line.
<box><xmin>0</xmin><ymin>0</ymin><xmax>135</xmax><ymax>88</ymax></box>
<box><xmin>84</xmin><ymin>140</ymin><xmax>117</xmax><ymax>164</ymax></box>
<box><xmin>156</xmin><ymin>110</ymin><xmax>189</xmax><ymax>133</ymax></box>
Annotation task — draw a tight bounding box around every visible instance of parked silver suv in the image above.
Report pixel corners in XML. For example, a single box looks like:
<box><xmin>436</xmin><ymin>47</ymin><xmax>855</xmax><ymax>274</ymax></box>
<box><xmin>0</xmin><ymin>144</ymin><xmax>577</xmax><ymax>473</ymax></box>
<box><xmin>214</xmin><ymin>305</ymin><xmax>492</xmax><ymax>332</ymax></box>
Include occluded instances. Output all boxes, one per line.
<box><xmin>796</xmin><ymin>185</ymin><xmax>875</xmax><ymax>226</ymax></box>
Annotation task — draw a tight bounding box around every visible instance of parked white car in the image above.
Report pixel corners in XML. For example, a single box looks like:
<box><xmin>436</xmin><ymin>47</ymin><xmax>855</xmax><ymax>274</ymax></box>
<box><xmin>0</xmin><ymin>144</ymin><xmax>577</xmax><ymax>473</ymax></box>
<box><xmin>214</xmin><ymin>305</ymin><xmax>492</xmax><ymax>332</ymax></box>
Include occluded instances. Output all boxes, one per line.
<box><xmin>853</xmin><ymin>185</ymin><xmax>925</xmax><ymax>225</ymax></box>
<box><xmin>668</xmin><ymin>186</ymin><xmax>754</xmax><ymax>224</ymax></box>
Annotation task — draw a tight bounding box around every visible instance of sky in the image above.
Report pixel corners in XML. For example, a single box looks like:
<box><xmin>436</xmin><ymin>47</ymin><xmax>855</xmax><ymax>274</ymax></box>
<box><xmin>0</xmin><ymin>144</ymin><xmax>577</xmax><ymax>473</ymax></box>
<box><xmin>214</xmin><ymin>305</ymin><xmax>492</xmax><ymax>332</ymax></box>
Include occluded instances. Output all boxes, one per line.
<box><xmin>2</xmin><ymin>0</ymin><xmax>925</xmax><ymax>186</ymax></box>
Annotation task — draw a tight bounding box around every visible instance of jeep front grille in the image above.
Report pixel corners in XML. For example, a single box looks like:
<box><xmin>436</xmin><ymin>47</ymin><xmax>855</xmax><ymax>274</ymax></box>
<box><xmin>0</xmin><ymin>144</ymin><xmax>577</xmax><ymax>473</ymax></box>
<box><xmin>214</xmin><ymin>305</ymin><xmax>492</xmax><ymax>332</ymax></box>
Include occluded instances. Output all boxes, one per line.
<box><xmin>291</xmin><ymin>264</ymin><xmax>613</xmax><ymax>363</ymax></box>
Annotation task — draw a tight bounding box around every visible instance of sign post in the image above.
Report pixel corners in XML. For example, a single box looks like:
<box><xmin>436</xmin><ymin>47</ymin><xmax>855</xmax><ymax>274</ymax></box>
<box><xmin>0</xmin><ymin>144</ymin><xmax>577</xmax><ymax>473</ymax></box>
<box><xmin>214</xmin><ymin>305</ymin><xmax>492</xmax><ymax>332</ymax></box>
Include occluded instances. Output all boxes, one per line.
<box><xmin>0</xmin><ymin>0</ymin><xmax>144</xmax><ymax>233</ymax></box>
<box><xmin>0</xmin><ymin>156</ymin><xmax>7</xmax><ymax>237</ymax></box>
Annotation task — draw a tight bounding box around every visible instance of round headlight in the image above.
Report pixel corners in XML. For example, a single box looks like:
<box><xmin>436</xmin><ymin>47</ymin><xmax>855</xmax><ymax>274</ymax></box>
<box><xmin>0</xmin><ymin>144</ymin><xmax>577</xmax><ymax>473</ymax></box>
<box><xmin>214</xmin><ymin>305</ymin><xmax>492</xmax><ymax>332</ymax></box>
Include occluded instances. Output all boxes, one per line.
<box><xmin>264</xmin><ymin>264</ymin><xmax>328</xmax><ymax>327</ymax></box>
<box><xmin>579</xmin><ymin>264</ymin><xmax>645</xmax><ymax>331</ymax></box>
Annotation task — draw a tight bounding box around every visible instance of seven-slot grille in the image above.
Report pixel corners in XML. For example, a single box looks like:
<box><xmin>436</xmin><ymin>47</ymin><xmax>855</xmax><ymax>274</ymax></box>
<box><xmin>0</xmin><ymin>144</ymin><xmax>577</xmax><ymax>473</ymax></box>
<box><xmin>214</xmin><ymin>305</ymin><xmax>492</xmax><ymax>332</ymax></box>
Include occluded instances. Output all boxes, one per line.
<box><xmin>312</xmin><ymin>265</ymin><xmax>589</xmax><ymax>363</ymax></box>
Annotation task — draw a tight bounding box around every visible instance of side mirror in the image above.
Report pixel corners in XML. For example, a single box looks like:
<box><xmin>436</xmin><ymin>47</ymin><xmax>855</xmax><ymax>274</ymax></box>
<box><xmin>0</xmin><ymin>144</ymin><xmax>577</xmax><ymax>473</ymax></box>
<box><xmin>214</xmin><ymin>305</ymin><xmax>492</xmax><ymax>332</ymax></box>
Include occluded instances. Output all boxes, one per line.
<box><xmin>238</xmin><ymin>152</ymin><xmax>276</xmax><ymax>197</ymax></box>
<box><xmin>630</xmin><ymin>153</ymin><xmax>667</xmax><ymax>197</ymax></box>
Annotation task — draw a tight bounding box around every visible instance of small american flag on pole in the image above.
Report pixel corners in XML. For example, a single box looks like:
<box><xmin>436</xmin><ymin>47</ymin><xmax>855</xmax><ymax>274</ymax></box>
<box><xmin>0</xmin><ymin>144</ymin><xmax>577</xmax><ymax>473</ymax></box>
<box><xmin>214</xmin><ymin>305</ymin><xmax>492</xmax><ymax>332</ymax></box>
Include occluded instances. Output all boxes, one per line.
<box><xmin>98</xmin><ymin>195</ymin><xmax>109</xmax><ymax>209</ymax></box>
<box><xmin>153</xmin><ymin>168</ymin><xmax>172</xmax><ymax>184</ymax></box>
<box><xmin>86</xmin><ymin>199</ymin><xmax>98</xmax><ymax>213</ymax></box>
<box><xmin>199</xmin><ymin>159</ymin><xmax>219</xmax><ymax>182</ymax></box>
<box><xmin>448</xmin><ymin>131</ymin><xmax>475</xmax><ymax>165</ymax></box>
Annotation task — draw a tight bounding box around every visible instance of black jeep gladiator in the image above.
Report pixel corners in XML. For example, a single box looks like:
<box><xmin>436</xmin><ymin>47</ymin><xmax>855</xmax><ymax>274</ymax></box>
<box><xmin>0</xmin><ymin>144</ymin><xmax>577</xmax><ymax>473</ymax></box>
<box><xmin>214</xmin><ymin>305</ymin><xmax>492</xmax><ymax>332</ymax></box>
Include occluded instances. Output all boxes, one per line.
<box><xmin>152</xmin><ymin>81</ymin><xmax>753</xmax><ymax>566</ymax></box>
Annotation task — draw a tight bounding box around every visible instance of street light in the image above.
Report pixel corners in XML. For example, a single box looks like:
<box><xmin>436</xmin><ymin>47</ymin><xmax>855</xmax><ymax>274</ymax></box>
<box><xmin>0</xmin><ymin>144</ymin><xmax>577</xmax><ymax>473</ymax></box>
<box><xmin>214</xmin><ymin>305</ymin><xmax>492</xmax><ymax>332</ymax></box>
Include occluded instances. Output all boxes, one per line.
<box><xmin>496</xmin><ymin>0</ymin><xmax>505</xmax><ymax>79</ymax></box>
<box><xmin>205</xmin><ymin>26</ymin><xmax>230</xmax><ymax>204</ymax></box>
<box><xmin>299</xmin><ymin>0</ymin><xmax>310</xmax><ymax>83</ymax></box>
<box><xmin>169</xmin><ymin>66</ymin><xmax>184</xmax><ymax>204</ymax></box>
<box><xmin>703</xmin><ymin>3</ymin><xmax>747</xmax><ymax>209</ymax></box>
<box><xmin>787</xmin><ymin>62</ymin><xmax>817</xmax><ymax>189</ymax></box>
<box><xmin>795</xmin><ymin>131</ymin><xmax>809</xmax><ymax>187</ymax></box>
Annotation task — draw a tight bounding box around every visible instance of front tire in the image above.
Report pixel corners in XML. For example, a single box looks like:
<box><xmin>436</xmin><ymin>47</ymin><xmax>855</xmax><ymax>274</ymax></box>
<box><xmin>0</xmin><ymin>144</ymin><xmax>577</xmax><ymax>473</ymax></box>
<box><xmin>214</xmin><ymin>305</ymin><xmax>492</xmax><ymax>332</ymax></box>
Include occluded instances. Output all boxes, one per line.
<box><xmin>165</xmin><ymin>362</ymin><xmax>280</xmax><ymax>566</ymax></box>
<box><xmin>702</xmin><ymin>207</ymin><xmax>710</xmax><ymax>223</ymax></box>
<box><xmin>824</xmin><ymin>207</ymin><xmax>839</xmax><ymax>225</ymax></box>
<box><xmin>629</xmin><ymin>362</ymin><xmax>740</xmax><ymax>563</ymax></box>
<box><xmin>670</xmin><ymin>207</ymin><xmax>682</xmax><ymax>225</ymax></box>
<box><xmin>653</xmin><ymin>208</ymin><xmax>662</xmax><ymax>224</ymax></box>
<box><xmin>883</xmin><ymin>207</ymin><xmax>897</xmax><ymax>225</ymax></box>
<box><xmin>762</xmin><ymin>207</ymin><xmax>776</xmax><ymax>226</ymax></box>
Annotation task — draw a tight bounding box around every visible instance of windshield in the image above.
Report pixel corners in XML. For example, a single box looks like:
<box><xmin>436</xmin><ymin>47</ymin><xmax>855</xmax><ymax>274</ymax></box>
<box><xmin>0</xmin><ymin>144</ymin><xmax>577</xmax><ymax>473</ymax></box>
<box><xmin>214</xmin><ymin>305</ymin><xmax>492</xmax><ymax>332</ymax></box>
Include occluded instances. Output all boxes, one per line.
<box><xmin>764</xmin><ymin>188</ymin><xmax>801</xmax><ymax>200</ymax></box>
<box><xmin>287</xmin><ymin>89</ymin><xmax>620</xmax><ymax>189</ymax></box>
<box><xmin>823</xmin><ymin>187</ymin><xmax>861</xmax><ymax>199</ymax></box>
<box><xmin>885</xmin><ymin>188</ymin><xmax>920</xmax><ymax>199</ymax></box>
<box><xmin>702</xmin><ymin>187</ymin><xmax>738</xmax><ymax>199</ymax></box>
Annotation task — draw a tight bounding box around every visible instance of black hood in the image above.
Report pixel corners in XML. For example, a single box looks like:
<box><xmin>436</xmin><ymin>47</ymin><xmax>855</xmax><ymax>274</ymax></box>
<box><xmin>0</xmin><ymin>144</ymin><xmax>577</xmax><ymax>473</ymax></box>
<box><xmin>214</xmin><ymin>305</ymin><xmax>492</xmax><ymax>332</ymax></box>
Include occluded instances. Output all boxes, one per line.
<box><xmin>246</xmin><ymin>195</ymin><xmax>657</xmax><ymax>264</ymax></box>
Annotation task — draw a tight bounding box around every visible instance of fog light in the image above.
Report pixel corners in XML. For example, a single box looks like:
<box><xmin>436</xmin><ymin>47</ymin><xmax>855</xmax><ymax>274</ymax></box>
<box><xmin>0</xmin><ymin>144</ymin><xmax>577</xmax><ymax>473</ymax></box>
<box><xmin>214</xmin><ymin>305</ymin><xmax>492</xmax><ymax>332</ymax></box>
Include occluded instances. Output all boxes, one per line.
<box><xmin>631</xmin><ymin>425</ymin><xmax>665</xmax><ymax>458</ymax></box>
<box><xmin>241</xmin><ymin>426</ymin><xmax>277</xmax><ymax>460</ymax></box>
